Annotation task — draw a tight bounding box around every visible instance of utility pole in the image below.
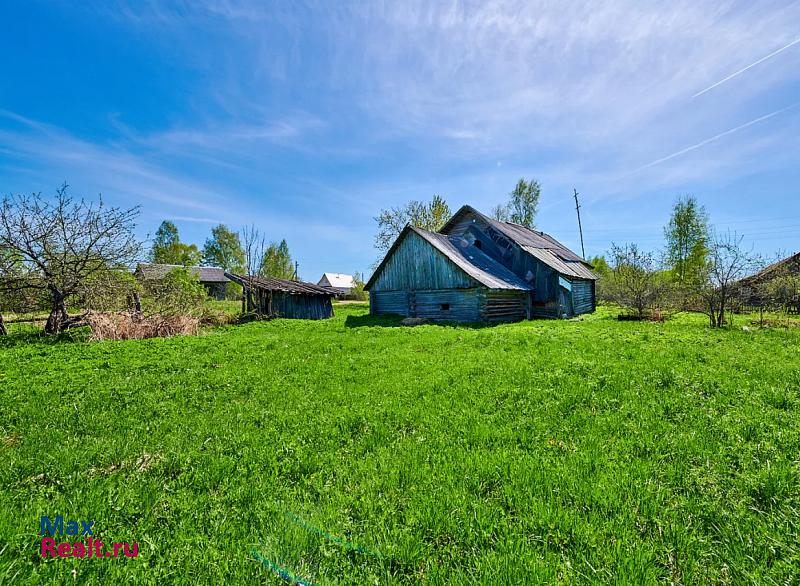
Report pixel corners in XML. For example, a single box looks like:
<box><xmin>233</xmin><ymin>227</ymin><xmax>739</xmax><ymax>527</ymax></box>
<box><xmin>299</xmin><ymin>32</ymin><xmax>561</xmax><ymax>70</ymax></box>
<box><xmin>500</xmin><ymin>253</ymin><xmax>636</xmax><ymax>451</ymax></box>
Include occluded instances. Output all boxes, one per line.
<box><xmin>294</xmin><ymin>261</ymin><xmax>299</xmax><ymax>281</ymax></box>
<box><xmin>573</xmin><ymin>188</ymin><xmax>586</xmax><ymax>259</ymax></box>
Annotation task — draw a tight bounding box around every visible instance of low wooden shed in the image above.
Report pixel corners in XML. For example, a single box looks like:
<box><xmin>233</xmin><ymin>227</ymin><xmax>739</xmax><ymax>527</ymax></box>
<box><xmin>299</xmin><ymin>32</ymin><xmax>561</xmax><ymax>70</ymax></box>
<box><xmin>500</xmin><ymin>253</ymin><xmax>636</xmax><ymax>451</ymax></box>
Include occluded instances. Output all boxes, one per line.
<box><xmin>224</xmin><ymin>273</ymin><xmax>335</xmax><ymax>320</ymax></box>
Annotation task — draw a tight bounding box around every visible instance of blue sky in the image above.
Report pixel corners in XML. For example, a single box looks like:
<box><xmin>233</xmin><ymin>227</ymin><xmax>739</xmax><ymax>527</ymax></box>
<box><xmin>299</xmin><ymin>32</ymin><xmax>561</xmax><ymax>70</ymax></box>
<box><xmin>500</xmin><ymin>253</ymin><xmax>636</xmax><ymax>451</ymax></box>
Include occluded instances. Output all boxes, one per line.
<box><xmin>1</xmin><ymin>1</ymin><xmax>799</xmax><ymax>280</ymax></box>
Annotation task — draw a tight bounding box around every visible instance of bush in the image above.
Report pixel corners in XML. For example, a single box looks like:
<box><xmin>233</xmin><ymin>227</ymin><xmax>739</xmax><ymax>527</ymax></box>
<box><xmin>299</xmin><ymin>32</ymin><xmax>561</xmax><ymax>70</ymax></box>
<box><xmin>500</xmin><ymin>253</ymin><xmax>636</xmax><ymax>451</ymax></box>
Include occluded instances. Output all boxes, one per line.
<box><xmin>605</xmin><ymin>244</ymin><xmax>666</xmax><ymax>318</ymax></box>
<box><xmin>340</xmin><ymin>272</ymin><xmax>368</xmax><ymax>301</ymax></box>
<box><xmin>142</xmin><ymin>267</ymin><xmax>207</xmax><ymax>317</ymax></box>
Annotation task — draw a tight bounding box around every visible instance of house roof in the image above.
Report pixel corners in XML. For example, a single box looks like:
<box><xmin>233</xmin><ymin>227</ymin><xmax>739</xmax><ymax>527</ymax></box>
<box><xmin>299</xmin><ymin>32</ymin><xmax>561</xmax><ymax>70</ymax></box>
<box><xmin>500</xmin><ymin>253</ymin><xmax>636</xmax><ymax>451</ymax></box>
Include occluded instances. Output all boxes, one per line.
<box><xmin>136</xmin><ymin>264</ymin><xmax>229</xmax><ymax>283</ymax></box>
<box><xmin>365</xmin><ymin>225</ymin><xmax>533</xmax><ymax>291</ymax></box>
<box><xmin>740</xmin><ymin>251</ymin><xmax>800</xmax><ymax>285</ymax></box>
<box><xmin>224</xmin><ymin>272</ymin><xmax>336</xmax><ymax>295</ymax></box>
<box><xmin>318</xmin><ymin>272</ymin><xmax>354</xmax><ymax>289</ymax></box>
<box><xmin>441</xmin><ymin>205</ymin><xmax>597</xmax><ymax>280</ymax></box>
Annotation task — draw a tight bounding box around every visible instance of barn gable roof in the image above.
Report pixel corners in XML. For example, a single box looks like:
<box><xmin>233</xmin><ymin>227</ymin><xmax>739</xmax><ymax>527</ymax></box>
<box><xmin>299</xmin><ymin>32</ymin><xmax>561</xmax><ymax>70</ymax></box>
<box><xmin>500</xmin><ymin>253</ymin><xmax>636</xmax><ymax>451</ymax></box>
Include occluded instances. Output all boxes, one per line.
<box><xmin>224</xmin><ymin>272</ymin><xmax>336</xmax><ymax>295</ymax></box>
<box><xmin>136</xmin><ymin>264</ymin><xmax>229</xmax><ymax>283</ymax></box>
<box><xmin>365</xmin><ymin>225</ymin><xmax>533</xmax><ymax>291</ymax></box>
<box><xmin>441</xmin><ymin>205</ymin><xmax>597</xmax><ymax>280</ymax></box>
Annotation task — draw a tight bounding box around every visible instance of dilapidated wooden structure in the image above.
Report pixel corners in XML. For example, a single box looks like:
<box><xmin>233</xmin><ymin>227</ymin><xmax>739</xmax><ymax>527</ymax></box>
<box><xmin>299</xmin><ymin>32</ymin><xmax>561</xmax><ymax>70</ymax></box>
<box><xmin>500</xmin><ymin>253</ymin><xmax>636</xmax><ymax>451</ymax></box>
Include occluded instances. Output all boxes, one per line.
<box><xmin>365</xmin><ymin>205</ymin><xmax>597</xmax><ymax>322</ymax></box>
<box><xmin>225</xmin><ymin>273</ymin><xmax>335</xmax><ymax>320</ymax></box>
<box><xmin>736</xmin><ymin>251</ymin><xmax>800</xmax><ymax>312</ymax></box>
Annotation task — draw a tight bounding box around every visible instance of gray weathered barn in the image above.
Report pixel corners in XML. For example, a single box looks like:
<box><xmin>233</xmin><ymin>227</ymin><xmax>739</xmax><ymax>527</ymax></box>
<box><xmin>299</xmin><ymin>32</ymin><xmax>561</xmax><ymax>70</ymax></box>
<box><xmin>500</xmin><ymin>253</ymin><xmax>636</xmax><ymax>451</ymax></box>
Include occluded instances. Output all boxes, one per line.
<box><xmin>365</xmin><ymin>205</ymin><xmax>597</xmax><ymax>321</ymax></box>
<box><xmin>135</xmin><ymin>264</ymin><xmax>230</xmax><ymax>300</ymax></box>
<box><xmin>225</xmin><ymin>273</ymin><xmax>335</xmax><ymax>319</ymax></box>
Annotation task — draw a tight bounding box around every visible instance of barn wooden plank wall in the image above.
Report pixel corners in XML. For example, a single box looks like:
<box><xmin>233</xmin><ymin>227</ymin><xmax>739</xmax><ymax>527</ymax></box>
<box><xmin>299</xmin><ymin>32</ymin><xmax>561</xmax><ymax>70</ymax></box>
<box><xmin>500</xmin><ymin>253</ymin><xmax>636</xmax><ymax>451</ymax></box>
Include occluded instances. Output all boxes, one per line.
<box><xmin>571</xmin><ymin>279</ymin><xmax>595</xmax><ymax>315</ymax></box>
<box><xmin>370</xmin><ymin>231</ymin><xmax>477</xmax><ymax>292</ymax></box>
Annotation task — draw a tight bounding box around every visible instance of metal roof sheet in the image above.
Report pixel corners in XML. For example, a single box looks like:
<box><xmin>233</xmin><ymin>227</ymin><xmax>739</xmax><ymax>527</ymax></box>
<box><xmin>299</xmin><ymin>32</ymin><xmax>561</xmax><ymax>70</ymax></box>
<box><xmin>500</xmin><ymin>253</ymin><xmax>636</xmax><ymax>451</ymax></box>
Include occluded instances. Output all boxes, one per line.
<box><xmin>136</xmin><ymin>264</ymin><xmax>229</xmax><ymax>283</ymax></box>
<box><xmin>441</xmin><ymin>205</ymin><xmax>596</xmax><ymax>279</ymax></box>
<box><xmin>521</xmin><ymin>246</ymin><xmax>597</xmax><ymax>280</ymax></box>
<box><xmin>412</xmin><ymin>227</ymin><xmax>533</xmax><ymax>291</ymax></box>
<box><xmin>225</xmin><ymin>272</ymin><xmax>336</xmax><ymax>295</ymax></box>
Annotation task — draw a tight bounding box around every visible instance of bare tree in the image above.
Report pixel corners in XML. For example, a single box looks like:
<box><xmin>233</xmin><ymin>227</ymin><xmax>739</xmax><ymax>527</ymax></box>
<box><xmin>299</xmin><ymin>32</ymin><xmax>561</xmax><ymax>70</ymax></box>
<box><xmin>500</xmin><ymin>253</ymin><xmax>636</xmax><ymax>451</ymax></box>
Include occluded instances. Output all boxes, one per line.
<box><xmin>0</xmin><ymin>248</ymin><xmax>17</xmax><ymax>335</ymax></box>
<box><xmin>696</xmin><ymin>231</ymin><xmax>763</xmax><ymax>327</ymax></box>
<box><xmin>239</xmin><ymin>225</ymin><xmax>266</xmax><ymax>312</ymax></box>
<box><xmin>0</xmin><ymin>185</ymin><xmax>141</xmax><ymax>334</ymax></box>
<box><xmin>606</xmin><ymin>243</ymin><xmax>665</xmax><ymax>318</ymax></box>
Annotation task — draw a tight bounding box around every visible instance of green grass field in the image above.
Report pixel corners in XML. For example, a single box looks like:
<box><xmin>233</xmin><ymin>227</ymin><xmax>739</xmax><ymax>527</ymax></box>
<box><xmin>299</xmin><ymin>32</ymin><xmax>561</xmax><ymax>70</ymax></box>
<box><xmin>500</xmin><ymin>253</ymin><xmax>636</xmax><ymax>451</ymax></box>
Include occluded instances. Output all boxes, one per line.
<box><xmin>1</xmin><ymin>304</ymin><xmax>798</xmax><ymax>584</ymax></box>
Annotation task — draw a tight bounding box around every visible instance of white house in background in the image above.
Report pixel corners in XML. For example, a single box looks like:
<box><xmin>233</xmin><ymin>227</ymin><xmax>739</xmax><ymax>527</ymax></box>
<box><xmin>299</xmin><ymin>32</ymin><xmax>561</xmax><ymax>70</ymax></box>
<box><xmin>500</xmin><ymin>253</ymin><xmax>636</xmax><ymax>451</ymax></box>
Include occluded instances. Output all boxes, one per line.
<box><xmin>317</xmin><ymin>272</ymin><xmax>355</xmax><ymax>295</ymax></box>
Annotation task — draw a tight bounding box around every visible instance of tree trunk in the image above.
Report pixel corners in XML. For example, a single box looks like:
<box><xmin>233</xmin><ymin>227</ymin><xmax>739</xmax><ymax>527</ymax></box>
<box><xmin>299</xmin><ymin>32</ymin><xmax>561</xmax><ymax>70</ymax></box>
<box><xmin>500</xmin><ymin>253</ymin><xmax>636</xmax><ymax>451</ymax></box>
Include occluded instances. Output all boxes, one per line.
<box><xmin>128</xmin><ymin>291</ymin><xmax>142</xmax><ymax>316</ymax></box>
<box><xmin>45</xmin><ymin>292</ymin><xmax>69</xmax><ymax>335</ymax></box>
<box><xmin>0</xmin><ymin>311</ymin><xmax>6</xmax><ymax>336</ymax></box>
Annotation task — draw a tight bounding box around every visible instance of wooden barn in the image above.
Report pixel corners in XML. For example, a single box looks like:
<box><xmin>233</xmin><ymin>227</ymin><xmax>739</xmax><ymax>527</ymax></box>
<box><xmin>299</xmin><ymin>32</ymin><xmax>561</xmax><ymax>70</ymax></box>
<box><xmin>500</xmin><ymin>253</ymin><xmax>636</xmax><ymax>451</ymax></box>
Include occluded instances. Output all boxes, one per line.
<box><xmin>365</xmin><ymin>205</ymin><xmax>597</xmax><ymax>322</ymax></box>
<box><xmin>224</xmin><ymin>273</ymin><xmax>335</xmax><ymax>320</ymax></box>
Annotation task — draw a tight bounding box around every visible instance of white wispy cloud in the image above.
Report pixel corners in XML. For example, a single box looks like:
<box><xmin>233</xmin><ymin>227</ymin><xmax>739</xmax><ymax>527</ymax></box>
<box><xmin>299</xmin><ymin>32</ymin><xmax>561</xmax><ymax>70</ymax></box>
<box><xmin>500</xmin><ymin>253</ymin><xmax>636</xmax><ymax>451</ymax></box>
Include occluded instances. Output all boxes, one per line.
<box><xmin>693</xmin><ymin>36</ymin><xmax>800</xmax><ymax>97</ymax></box>
<box><xmin>7</xmin><ymin>1</ymin><xmax>800</xmax><ymax>268</ymax></box>
<box><xmin>626</xmin><ymin>102</ymin><xmax>800</xmax><ymax>175</ymax></box>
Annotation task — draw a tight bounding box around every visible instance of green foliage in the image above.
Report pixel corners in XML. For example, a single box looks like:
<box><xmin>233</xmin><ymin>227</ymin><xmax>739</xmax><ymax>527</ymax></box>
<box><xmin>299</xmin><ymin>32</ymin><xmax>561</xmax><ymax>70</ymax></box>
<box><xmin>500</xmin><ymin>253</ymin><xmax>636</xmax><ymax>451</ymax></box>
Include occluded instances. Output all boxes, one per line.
<box><xmin>762</xmin><ymin>273</ymin><xmax>800</xmax><ymax>309</ymax></box>
<box><xmin>374</xmin><ymin>195</ymin><xmax>451</xmax><ymax>253</ymax></box>
<box><xmin>143</xmin><ymin>267</ymin><xmax>207</xmax><ymax>317</ymax></box>
<box><xmin>588</xmin><ymin>255</ymin><xmax>610</xmax><ymax>277</ymax></box>
<box><xmin>588</xmin><ymin>255</ymin><xmax>612</xmax><ymax>302</ymax></box>
<box><xmin>81</xmin><ymin>269</ymin><xmax>142</xmax><ymax>312</ymax></box>
<box><xmin>341</xmin><ymin>272</ymin><xmax>367</xmax><ymax>301</ymax></box>
<box><xmin>1</xmin><ymin>306</ymin><xmax>799</xmax><ymax>583</ymax></box>
<box><xmin>152</xmin><ymin>220</ymin><xmax>179</xmax><ymax>251</ymax></box>
<box><xmin>150</xmin><ymin>221</ymin><xmax>201</xmax><ymax>266</ymax></box>
<box><xmin>492</xmin><ymin>178</ymin><xmax>541</xmax><ymax>228</ymax></box>
<box><xmin>606</xmin><ymin>243</ymin><xmax>666</xmax><ymax>317</ymax></box>
<box><xmin>260</xmin><ymin>239</ymin><xmax>294</xmax><ymax>280</ymax></box>
<box><xmin>664</xmin><ymin>195</ymin><xmax>709</xmax><ymax>288</ymax></box>
<box><xmin>201</xmin><ymin>224</ymin><xmax>245</xmax><ymax>272</ymax></box>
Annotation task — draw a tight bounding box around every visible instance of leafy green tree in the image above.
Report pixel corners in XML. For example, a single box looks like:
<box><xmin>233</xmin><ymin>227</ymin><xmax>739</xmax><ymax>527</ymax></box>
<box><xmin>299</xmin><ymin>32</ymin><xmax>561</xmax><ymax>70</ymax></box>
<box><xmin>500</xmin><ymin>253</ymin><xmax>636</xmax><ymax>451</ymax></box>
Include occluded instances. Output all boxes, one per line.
<box><xmin>587</xmin><ymin>255</ymin><xmax>611</xmax><ymax>302</ymax></box>
<box><xmin>587</xmin><ymin>255</ymin><xmax>610</xmax><ymax>278</ymax></box>
<box><xmin>493</xmin><ymin>178</ymin><xmax>541</xmax><ymax>228</ymax></box>
<box><xmin>151</xmin><ymin>221</ymin><xmax>178</xmax><ymax>259</ymax></box>
<box><xmin>260</xmin><ymin>239</ymin><xmax>294</xmax><ymax>279</ymax></box>
<box><xmin>344</xmin><ymin>272</ymin><xmax>368</xmax><ymax>301</ymax></box>
<box><xmin>150</xmin><ymin>220</ymin><xmax>201</xmax><ymax>266</ymax></box>
<box><xmin>664</xmin><ymin>196</ymin><xmax>709</xmax><ymax>286</ymax></box>
<box><xmin>606</xmin><ymin>243</ymin><xmax>666</xmax><ymax>318</ymax></box>
<box><xmin>202</xmin><ymin>224</ymin><xmax>245</xmax><ymax>271</ymax></box>
<box><xmin>374</xmin><ymin>194</ymin><xmax>451</xmax><ymax>253</ymax></box>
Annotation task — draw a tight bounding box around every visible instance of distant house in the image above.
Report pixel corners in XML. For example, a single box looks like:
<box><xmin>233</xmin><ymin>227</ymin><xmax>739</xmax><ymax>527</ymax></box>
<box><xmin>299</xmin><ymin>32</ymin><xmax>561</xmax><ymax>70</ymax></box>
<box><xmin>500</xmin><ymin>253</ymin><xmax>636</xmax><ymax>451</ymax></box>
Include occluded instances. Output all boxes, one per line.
<box><xmin>225</xmin><ymin>272</ymin><xmax>335</xmax><ymax>319</ymax></box>
<box><xmin>365</xmin><ymin>205</ymin><xmax>597</xmax><ymax>322</ymax></box>
<box><xmin>317</xmin><ymin>272</ymin><xmax>355</xmax><ymax>295</ymax></box>
<box><xmin>135</xmin><ymin>264</ymin><xmax>229</xmax><ymax>300</ymax></box>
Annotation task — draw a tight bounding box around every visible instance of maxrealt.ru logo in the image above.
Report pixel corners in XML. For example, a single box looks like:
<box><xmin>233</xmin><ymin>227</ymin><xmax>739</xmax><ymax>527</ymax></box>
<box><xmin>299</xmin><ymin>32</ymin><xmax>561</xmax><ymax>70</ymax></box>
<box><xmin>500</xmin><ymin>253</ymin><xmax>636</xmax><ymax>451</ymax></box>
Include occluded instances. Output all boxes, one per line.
<box><xmin>40</xmin><ymin>516</ymin><xmax>138</xmax><ymax>558</ymax></box>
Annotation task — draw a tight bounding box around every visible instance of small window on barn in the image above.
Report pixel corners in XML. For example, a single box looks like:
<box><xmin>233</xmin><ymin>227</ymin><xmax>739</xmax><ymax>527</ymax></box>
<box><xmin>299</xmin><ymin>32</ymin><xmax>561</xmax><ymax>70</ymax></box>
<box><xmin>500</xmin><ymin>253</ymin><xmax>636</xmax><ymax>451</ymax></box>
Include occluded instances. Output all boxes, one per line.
<box><xmin>440</xmin><ymin>303</ymin><xmax>450</xmax><ymax>311</ymax></box>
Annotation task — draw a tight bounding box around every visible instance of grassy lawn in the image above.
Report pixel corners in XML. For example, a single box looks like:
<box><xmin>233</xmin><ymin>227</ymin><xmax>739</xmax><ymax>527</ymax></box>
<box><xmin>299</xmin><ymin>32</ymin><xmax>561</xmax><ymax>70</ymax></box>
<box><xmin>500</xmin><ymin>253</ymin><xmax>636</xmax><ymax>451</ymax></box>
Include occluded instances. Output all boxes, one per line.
<box><xmin>1</xmin><ymin>304</ymin><xmax>798</xmax><ymax>584</ymax></box>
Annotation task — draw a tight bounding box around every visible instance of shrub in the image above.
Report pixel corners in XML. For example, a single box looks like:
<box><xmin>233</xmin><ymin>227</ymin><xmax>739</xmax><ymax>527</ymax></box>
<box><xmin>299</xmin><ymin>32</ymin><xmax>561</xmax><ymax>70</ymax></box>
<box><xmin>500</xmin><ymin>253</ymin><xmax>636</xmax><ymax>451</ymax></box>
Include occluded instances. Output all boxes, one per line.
<box><xmin>605</xmin><ymin>244</ymin><xmax>666</xmax><ymax>318</ymax></box>
<box><xmin>340</xmin><ymin>272</ymin><xmax>368</xmax><ymax>301</ymax></box>
<box><xmin>143</xmin><ymin>267</ymin><xmax>207</xmax><ymax>317</ymax></box>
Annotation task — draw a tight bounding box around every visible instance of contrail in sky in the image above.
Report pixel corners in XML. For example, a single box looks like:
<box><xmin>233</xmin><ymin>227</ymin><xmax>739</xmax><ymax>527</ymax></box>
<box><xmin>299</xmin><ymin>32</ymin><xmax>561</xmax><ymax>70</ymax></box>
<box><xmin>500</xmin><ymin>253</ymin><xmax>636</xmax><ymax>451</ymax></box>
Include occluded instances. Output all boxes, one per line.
<box><xmin>628</xmin><ymin>102</ymin><xmax>799</xmax><ymax>174</ymax></box>
<box><xmin>693</xmin><ymin>37</ymin><xmax>800</xmax><ymax>97</ymax></box>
